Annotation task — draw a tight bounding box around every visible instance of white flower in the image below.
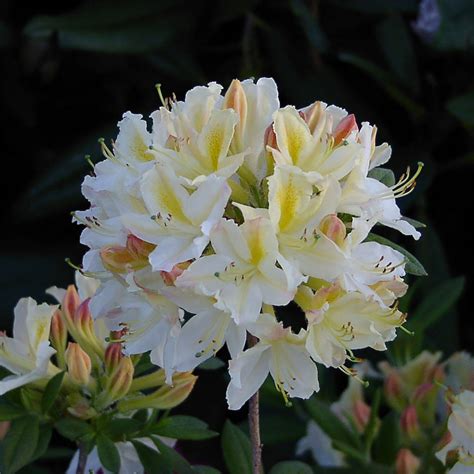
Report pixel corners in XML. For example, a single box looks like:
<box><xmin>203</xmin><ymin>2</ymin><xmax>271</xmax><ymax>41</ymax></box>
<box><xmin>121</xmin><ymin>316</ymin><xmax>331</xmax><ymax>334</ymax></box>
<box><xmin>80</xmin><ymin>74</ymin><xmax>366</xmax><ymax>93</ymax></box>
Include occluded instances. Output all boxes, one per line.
<box><xmin>123</xmin><ymin>164</ymin><xmax>231</xmax><ymax>272</ymax></box>
<box><xmin>66</xmin><ymin>436</ymin><xmax>175</xmax><ymax>474</ymax></box>
<box><xmin>177</xmin><ymin>217</ymin><xmax>297</xmax><ymax>324</ymax></box>
<box><xmin>437</xmin><ymin>390</ymin><xmax>474</xmax><ymax>472</ymax></box>
<box><xmin>226</xmin><ymin>313</ymin><xmax>319</xmax><ymax>410</ymax></box>
<box><xmin>338</xmin><ymin>122</ymin><xmax>422</xmax><ymax>240</ymax></box>
<box><xmin>0</xmin><ymin>298</ymin><xmax>58</xmax><ymax>395</ymax></box>
<box><xmin>297</xmin><ymin>284</ymin><xmax>405</xmax><ymax>368</ymax></box>
<box><xmin>163</xmin><ymin>287</ymin><xmax>246</xmax><ymax>372</ymax></box>
<box><xmin>269</xmin><ymin>104</ymin><xmax>361</xmax><ymax>181</ymax></box>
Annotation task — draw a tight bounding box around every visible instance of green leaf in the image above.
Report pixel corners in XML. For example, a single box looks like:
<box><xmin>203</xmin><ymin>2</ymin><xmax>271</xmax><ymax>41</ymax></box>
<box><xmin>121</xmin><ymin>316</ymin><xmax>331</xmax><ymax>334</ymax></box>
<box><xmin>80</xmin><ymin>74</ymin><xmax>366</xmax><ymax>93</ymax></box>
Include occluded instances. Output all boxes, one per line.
<box><xmin>270</xmin><ymin>461</ymin><xmax>314</xmax><ymax>474</ymax></box>
<box><xmin>375</xmin><ymin>14</ymin><xmax>420</xmax><ymax>93</ymax></box>
<box><xmin>151</xmin><ymin>436</ymin><xmax>194</xmax><ymax>474</ymax></box>
<box><xmin>221</xmin><ymin>420</ymin><xmax>252</xmax><ymax>474</ymax></box>
<box><xmin>55</xmin><ymin>418</ymin><xmax>93</xmax><ymax>441</ymax></box>
<box><xmin>305</xmin><ymin>398</ymin><xmax>360</xmax><ymax>448</ymax></box>
<box><xmin>410</xmin><ymin>277</ymin><xmax>465</xmax><ymax>331</ymax></box>
<box><xmin>31</xmin><ymin>425</ymin><xmax>53</xmax><ymax>462</ymax></box>
<box><xmin>151</xmin><ymin>415</ymin><xmax>218</xmax><ymax>440</ymax></box>
<box><xmin>366</xmin><ymin>233</ymin><xmax>427</xmax><ymax>276</ymax></box>
<box><xmin>132</xmin><ymin>440</ymin><xmax>171</xmax><ymax>474</ymax></box>
<box><xmin>1</xmin><ymin>415</ymin><xmax>40</xmax><ymax>473</ymax></box>
<box><xmin>104</xmin><ymin>418</ymin><xmax>142</xmax><ymax>438</ymax></box>
<box><xmin>290</xmin><ymin>0</ymin><xmax>329</xmax><ymax>53</ymax></box>
<box><xmin>373</xmin><ymin>412</ymin><xmax>401</xmax><ymax>465</ymax></box>
<box><xmin>446</xmin><ymin>90</ymin><xmax>474</xmax><ymax>126</ymax></box>
<box><xmin>41</xmin><ymin>371</ymin><xmax>65</xmax><ymax>413</ymax></box>
<box><xmin>368</xmin><ymin>168</ymin><xmax>395</xmax><ymax>187</ymax></box>
<box><xmin>97</xmin><ymin>434</ymin><xmax>121</xmax><ymax>473</ymax></box>
<box><xmin>0</xmin><ymin>399</ymin><xmax>26</xmax><ymax>421</ymax></box>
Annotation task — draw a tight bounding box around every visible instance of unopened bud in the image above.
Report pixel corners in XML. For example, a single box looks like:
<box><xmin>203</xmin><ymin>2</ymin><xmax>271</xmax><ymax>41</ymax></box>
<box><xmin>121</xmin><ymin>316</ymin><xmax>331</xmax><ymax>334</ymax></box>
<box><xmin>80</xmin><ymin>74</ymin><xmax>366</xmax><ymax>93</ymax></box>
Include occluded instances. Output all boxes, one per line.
<box><xmin>72</xmin><ymin>299</ymin><xmax>104</xmax><ymax>359</ymax></box>
<box><xmin>332</xmin><ymin>114</ymin><xmax>358</xmax><ymax>146</ymax></box>
<box><xmin>160</xmin><ymin>262</ymin><xmax>190</xmax><ymax>286</ymax></box>
<box><xmin>50</xmin><ymin>309</ymin><xmax>67</xmax><ymax>352</ymax></box>
<box><xmin>66</xmin><ymin>343</ymin><xmax>92</xmax><ymax>386</ymax></box>
<box><xmin>400</xmin><ymin>405</ymin><xmax>420</xmax><ymax>440</ymax></box>
<box><xmin>118</xmin><ymin>371</ymin><xmax>197</xmax><ymax>412</ymax></box>
<box><xmin>353</xmin><ymin>399</ymin><xmax>371</xmax><ymax>432</ymax></box>
<box><xmin>104</xmin><ymin>343</ymin><xmax>123</xmax><ymax>375</ymax></box>
<box><xmin>66</xmin><ymin>393</ymin><xmax>97</xmax><ymax>420</ymax></box>
<box><xmin>126</xmin><ymin>234</ymin><xmax>154</xmax><ymax>260</ymax></box>
<box><xmin>264</xmin><ymin>123</ymin><xmax>278</xmax><ymax>151</ymax></box>
<box><xmin>0</xmin><ymin>421</ymin><xmax>10</xmax><ymax>441</ymax></box>
<box><xmin>319</xmin><ymin>214</ymin><xmax>346</xmax><ymax>247</ymax></box>
<box><xmin>395</xmin><ymin>448</ymin><xmax>420</xmax><ymax>474</ymax></box>
<box><xmin>301</xmin><ymin>101</ymin><xmax>323</xmax><ymax>134</ymax></box>
<box><xmin>384</xmin><ymin>372</ymin><xmax>405</xmax><ymax>411</ymax></box>
<box><xmin>62</xmin><ymin>284</ymin><xmax>80</xmax><ymax>327</ymax></box>
<box><xmin>99</xmin><ymin>357</ymin><xmax>134</xmax><ymax>408</ymax></box>
<box><xmin>224</xmin><ymin>79</ymin><xmax>248</xmax><ymax>137</ymax></box>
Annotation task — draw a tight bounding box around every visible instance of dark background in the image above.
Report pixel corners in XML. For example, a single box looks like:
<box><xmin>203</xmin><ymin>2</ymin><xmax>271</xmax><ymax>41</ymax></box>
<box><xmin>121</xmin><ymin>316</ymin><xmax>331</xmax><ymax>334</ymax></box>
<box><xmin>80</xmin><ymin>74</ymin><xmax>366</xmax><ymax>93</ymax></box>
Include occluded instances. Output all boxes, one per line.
<box><xmin>1</xmin><ymin>0</ymin><xmax>473</xmax><ymax>470</ymax></box>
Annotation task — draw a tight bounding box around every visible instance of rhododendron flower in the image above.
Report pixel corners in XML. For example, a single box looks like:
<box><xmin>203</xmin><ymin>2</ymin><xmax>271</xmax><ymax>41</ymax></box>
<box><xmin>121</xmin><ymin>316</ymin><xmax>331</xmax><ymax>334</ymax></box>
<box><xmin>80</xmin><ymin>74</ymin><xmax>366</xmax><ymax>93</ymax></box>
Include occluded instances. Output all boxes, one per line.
<box><xmin>74</xmin><ymin>77</ymin><xmax>424</xmax><ymax>410</ymax></box>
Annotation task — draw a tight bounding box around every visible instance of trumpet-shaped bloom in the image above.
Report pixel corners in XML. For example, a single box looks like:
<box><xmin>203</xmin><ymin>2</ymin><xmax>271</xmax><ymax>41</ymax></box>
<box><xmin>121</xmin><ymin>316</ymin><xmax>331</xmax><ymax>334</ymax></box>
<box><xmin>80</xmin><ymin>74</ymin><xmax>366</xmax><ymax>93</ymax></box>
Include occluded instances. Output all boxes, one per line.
<box><xmin>177</xmin><ymin>217</ymin><xmax>297</xmax><ymax>324</ymax></box>
<box><xmin>163</xmin><ymin>287</ymin><xmax>246</xmax><ymax>372</ymax></box>
<box><xmin>226</xmin><ymin>313</ymin><xmax>319</xmax><ymax>410</ymax></box>
<box><xmin>269</xmin><ymin>105</ymin><xmax>361</xmax><ymax>181</ymax></box>
<box><xmin>0</xmin><ymin>298</ymin><xmax>58</xmax><ymax>395</ymax></box>
<box><xmin>123</xmin><ymin>164</ymin><xmax>231</xmax><ymax>272</ymax></box>
<box><xmin>297</xmin><ymin>284</ymin><xmax>405</xmax><ymax>368</ymax></box>
<box><xmin>338</xmin><ymin>123</ymin><xmax>421</xmax><ymax>240</ymax></box>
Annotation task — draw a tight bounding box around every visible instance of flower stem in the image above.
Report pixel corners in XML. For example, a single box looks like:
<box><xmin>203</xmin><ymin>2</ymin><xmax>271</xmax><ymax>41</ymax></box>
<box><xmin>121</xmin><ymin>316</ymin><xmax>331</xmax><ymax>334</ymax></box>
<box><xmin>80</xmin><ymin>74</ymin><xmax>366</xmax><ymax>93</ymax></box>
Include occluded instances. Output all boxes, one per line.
<box><xmin>75</xmin><ymin>442</ymin><xmax>88</xmax><ymax>474</ymax></box>
<box><xmin>248</xmin><ymin>334</ymin><xmax>263</xmax><ymax>474</ymax></box>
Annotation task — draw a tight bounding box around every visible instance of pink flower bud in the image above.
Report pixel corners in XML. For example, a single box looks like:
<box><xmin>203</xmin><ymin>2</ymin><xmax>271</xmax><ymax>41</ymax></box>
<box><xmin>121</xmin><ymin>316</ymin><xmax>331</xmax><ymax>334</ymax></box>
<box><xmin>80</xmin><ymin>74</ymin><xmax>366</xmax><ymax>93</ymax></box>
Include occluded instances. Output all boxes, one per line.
<box><xmin>412</xmin><ymin>382</ymin><xmax>434</xmax><ymax>404</ymax></box>
<box><xmin>101</xmin><ymin>357</ymin><xmax>134</xmax><ymax>407</ymax></box>
<box><xmin>384</xmin><ymin>372</ymin><xmax>405</xmax><ymax>411</ymax></box>
<box><xmin>353</xmin><ymin>399</ymin><xmax>371</xmax><ymax>432</ymax></box>
<box><xmin>400</xmin><ymin>405</ymin><xmax>420</xmax><ymax>440</ymax></box>
<box><xmin>332</xmin><ymin>114</ymin><xmax>358</xmax><ymax>146</ymax></box>
<box><xmin>62</xmin><ymin>284</ymin><xmax>80</xmax><ymax>327</ymax></box>
<box><xmin>301</xmin><ymin>101</ymin><xmax>323</xmax><ymax>133</ymax></box>
<box><xmin>224</xmin><ymin>79</ymin><xmax>248</xmax><ymax>135</ymax></box>
<box><xmin>160</xmin><ymin>261</ymin><xmax>190</xmax><ymax>286</ymax></box>
<box><xmin>396</xmin><ymin>449</ymin><xmax>420</xmax><ymax>474</ymax></box>
<box><xmin>319</xmin><ymin>214</ymin><xmax>346</xmax><ymax>247</ymax></box>
<box><xmin>0</xmin><ymin>421</ymin><xmax>10</xmax><ymax>441</ymax></box>
<box><xmin>66</xmin><ymin>343</ymin><xmax>92</xmax><ymax>386</ymax></box>
<box><xmin>104</xmin><ymin>342</ymin><xmax>123</xmax><ymax>375</ymax></box>
<box><xmin>50</xmin><ymin>309</ymin><xmax>67</xmax><ymax>352</ymax></box>
<box><xmin>264</xmin><ymin>123</ymin><xmax>278</xmax><ymax>151</ymax></box>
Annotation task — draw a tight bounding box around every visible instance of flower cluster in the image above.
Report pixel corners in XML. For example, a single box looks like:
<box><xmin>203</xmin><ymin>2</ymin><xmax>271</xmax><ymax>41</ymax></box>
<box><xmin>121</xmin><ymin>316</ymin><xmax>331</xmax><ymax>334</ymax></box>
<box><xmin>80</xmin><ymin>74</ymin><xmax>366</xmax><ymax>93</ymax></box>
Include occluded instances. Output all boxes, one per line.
<box><xmin>75</xmin><ymin>78</ymin><xmax>422</xmax><ymax>410</ymax></box>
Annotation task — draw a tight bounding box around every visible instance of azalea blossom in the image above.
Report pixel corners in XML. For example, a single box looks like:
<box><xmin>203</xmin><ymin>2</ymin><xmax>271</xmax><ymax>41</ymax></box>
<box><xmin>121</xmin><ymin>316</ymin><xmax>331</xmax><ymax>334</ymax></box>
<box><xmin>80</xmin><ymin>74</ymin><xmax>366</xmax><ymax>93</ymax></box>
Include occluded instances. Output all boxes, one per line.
<box><xmin>0</xmin><ymin>298</ymin><xmax>58</xmax><ymax>395</ymax></box>
<box><xmin>226</xmin><ymin>313</ymin><xmax>319</xmax><ymax>410</ymax></box>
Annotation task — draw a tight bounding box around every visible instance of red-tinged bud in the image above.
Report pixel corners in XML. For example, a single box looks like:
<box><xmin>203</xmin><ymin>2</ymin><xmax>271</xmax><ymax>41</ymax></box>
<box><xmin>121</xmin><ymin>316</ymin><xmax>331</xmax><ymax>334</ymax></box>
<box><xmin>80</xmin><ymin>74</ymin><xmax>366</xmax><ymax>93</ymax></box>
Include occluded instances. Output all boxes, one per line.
<box><xmin>301</xmin><ymin>101</ymin><xmax>323</xmax><ymax>134</ymax></box>
<box><xmin>62</xmin><ymin>284</ymin><xmax>80</xmax><ymax>326</ymax></box>
<box><xmin>224</xmin><ymin>79</ymin><xmax>248</xmax><ymax>137</ymax></box>
<box><xmin>264</xmin><ymin>122</ymin><xmax>278</xmax><ymax>151</ymax></box>
<box><xmin>319</xmin><ymin>214</ymin><xmax>346</xmax><ymax>247</ymax></box>
<box><xmin>105</xmin><ymin>343</ymin><xmax>123</xmax><ymax>375</ymax></box>
<box><xmin>160</xmin><ymin>261</ymin><xmax>190</xmax><ymax>286</ymax></box>
<box><xmin>353</xmin><ymin>399</ymin><xmax>371</xmax><ymax>432</ymax></box>
<box><xmin>66</xmin><ymin>393</ymin><xmax>97</xmax><ymax>420</ymax></box>
<box><xmin>436</xmin><ymin>429</ymin><xmax>452</xmax><ymax>452</ymax></box>
<box><xmin>332</xmin><ymin>114</ymin><xmax>358</xmax><ymax>146</ymax></box>
<box><xmin>66</xmin><ymin>343</ymin><xmax>92</xmax><ymax>386</ymax></box>
<box><xmin>98</xmin><ymin>357</ymin><xmax>134</xmax><ymax>408</ymax></box>
<box><xmin>401</xmin><ymin>405</ymin><xmax>420</xmax><ymax>440</ymax></box>
<box><xmin>396</xmin><ymin>449</ymin><xmax>420</xmax><ymax>474</ymax></box>
<box><xmin>126</xmin><ymin>234</ymin><xmax>154</xmax><ymax>260</ymax></box>
<box><xmin>118</xmin><ymin>371</ymin><xmax>197</xmax><ymax>412</ymax></box>
<box><xmin>412</xmin><ymin>383</ymin><xmax>434</xmax><ymax>404</ymax></box>
<box><xmin>50</xmin><ymin>309</ymin><xmax>67</xmax><ymax>352</ymax></box>
<box><xmin>0</xmin><ymin>421</ymin><xmax>10</xmax><ymax>441</ymax></box>
<box><xmin>384</xmin><ymin>372</ymin><xmax>405</xmax><ymax>411</ymax></box>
